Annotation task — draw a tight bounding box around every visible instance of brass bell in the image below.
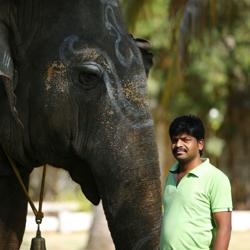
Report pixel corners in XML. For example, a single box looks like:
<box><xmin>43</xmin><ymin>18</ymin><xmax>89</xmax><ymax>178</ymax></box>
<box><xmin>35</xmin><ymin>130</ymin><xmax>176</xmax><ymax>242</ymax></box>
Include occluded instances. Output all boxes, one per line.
<box><xmin>30</xmin><ymin>236</ymin><xmax>46</xmax><ymax>250</ymax></box>
<box><xmin>30</xmin><ymin>225</ymin><xmax>46</xmax><ymax>250</ymax></box>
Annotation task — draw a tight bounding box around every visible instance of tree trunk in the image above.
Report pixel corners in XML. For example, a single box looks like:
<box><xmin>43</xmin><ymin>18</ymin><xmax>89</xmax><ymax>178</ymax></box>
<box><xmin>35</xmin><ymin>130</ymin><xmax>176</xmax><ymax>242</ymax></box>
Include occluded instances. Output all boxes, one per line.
<box><xmin>85</xmin><ymin>203</ymin><xmax>115</xmax><ymax>250</ymax></box>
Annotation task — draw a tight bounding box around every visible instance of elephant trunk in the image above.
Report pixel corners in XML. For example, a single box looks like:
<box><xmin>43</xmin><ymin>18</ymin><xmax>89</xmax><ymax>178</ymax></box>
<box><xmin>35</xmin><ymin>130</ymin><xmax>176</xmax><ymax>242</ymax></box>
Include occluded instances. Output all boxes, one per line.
<box><xmin>91</xmin><ymin>127</ymin><xmax>162</xmax><ymax>250</ymax></box>
<box><xmin>104</xmin><ymin>162</ymin><xmax>161</xmax><ymax>250</ymax></box>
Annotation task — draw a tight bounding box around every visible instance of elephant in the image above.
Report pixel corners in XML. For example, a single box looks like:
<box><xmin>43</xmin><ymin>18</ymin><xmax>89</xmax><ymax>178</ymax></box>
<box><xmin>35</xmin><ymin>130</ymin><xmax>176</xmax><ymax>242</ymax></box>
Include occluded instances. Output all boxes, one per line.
<box><xmin>0</xmin><ymin>0</ymin><xmax>162</xmax><ymax>249</ymax></box>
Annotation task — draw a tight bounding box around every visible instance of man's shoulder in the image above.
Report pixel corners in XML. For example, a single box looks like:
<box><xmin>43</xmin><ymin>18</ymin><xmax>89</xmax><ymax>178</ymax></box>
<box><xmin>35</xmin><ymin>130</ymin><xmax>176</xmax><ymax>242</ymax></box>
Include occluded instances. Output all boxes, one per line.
<box><xmin>208</xmin><ymin>161</ymin><xmax>228</xmax><ymax>176</ymax></box>
<box><xmin>203</xmin><ymin>160</ymin><xmax>230</xmax><ymax>185</ymax></box>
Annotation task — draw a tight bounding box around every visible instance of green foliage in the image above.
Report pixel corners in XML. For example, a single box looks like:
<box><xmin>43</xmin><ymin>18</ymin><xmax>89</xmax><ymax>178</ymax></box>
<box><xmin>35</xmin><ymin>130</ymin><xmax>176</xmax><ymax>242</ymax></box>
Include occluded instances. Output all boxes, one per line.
<box><xmin>206</xmin><ymin>136</ymin><xmax>225</xmax><ymax>157</ymax></box>
<box><xmin>122</xmin><ymin>0</ymin><xmax>155</xmax><ymax>31</ymax></box>
<box><xmin>122</xmin><ymin>0</ymin><xmax>250</xmax><ymax>208</ymax></box>
<box><xmin>122</xmin><ymin>0</ymin><xmax>250</xmax><ymax>135</ymax></box>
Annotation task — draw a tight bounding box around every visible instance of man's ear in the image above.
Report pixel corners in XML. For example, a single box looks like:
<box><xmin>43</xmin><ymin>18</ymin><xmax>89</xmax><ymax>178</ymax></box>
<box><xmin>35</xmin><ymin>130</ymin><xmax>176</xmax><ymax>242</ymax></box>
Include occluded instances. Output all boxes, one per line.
<box><xmin>133</xmin><ymin>36</ymin><xmax>154</xmax><ymax>77</ymax></box>
<box><xmin>198</xmin><ymin>139</ymin><xmax>205</xmax><ymax>152</ymax></box>
<box><xmin>0</xmin><ymin>21</ymin><xmax>22</xmax><ymax>127</ymax></box>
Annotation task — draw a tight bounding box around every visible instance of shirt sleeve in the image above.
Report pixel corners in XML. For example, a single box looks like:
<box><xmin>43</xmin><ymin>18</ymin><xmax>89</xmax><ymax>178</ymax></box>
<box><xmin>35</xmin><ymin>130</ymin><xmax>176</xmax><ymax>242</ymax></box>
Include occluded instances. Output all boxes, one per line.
<box><xmin>209</xmin><ymin>171</ymin><xmax>233</xmax><ymax>213</ymax></box>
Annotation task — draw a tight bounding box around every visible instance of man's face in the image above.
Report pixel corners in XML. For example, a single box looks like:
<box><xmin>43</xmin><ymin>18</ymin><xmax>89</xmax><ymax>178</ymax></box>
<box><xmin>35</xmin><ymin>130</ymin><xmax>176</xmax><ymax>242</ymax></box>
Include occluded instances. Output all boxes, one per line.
<box><xmin>171</xmin><ymin>133</ymin><xmax>204</xmax><ymax>163</ymax></box>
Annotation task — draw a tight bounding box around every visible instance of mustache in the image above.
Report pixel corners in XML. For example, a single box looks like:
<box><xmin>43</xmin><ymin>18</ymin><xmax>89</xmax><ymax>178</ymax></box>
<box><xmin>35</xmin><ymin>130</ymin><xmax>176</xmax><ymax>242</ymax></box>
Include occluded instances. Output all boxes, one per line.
<box><xmin>172</xmin><ymin>147</ymin><xmax>187</xmax><ymax>154</ymax></box>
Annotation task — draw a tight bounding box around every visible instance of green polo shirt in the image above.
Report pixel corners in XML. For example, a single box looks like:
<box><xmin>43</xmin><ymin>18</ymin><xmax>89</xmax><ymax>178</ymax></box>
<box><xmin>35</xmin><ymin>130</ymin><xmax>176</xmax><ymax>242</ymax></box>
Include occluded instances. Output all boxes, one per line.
<box><xmin>160</xmin><ymin>158</ymin><xmax>232</xmax><ymax>250</ymax></box>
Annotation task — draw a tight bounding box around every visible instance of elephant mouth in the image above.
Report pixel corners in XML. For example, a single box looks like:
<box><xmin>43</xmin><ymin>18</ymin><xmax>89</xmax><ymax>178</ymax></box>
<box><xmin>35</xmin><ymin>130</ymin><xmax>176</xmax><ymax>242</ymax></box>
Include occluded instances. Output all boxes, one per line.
<box><xmin>68</xmin><ymin>158</ymin><xmax>101</xmax><ymax>206</ymax></box>
<box><xmin>59</xmin><ymin>34</ymin><xmax>154</xmax><ymax>129</ymax></box>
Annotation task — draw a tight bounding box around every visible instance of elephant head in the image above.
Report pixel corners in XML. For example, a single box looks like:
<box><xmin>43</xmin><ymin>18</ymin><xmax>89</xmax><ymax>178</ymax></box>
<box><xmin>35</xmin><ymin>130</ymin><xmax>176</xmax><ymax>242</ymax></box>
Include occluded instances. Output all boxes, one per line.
<box><xmin>0</xmin><ymin>0</ymin><xmax>162</xmax><ymax>249</ymax></box>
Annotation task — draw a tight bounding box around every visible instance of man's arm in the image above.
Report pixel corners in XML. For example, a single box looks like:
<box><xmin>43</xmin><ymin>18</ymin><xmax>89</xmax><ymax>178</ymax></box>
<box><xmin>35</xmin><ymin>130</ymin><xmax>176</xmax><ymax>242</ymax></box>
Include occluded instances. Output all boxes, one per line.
<box><xmin>213</xmin><ymin>211</ymin><xmax>232</xmax><ymax>250</ymax></box>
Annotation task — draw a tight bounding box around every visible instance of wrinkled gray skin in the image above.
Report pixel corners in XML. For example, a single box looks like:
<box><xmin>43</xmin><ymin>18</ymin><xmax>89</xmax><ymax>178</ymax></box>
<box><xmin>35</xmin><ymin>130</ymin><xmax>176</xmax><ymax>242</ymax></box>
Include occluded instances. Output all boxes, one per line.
<box><xmin>0</xmin><ymin>0</ymin><xmax>162</xmax><ymax>249</ymax></box>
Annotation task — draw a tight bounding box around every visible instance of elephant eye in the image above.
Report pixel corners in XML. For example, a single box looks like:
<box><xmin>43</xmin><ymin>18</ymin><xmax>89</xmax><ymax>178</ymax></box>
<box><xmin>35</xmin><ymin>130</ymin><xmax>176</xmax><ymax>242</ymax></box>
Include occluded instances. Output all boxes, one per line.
<box><xmin>78</xmin><ymin>62</ymin><xmax>103</xmax><ymax>90</ymax></box>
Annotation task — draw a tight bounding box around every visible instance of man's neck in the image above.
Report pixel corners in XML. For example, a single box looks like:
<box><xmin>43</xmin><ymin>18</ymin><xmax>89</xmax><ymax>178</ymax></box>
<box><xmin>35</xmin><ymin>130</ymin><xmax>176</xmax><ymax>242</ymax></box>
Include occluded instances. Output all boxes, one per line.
<box><xmin>178</xmin><ymin>157</ymin><xmax>202</xmax><ymax>174</ymax></box>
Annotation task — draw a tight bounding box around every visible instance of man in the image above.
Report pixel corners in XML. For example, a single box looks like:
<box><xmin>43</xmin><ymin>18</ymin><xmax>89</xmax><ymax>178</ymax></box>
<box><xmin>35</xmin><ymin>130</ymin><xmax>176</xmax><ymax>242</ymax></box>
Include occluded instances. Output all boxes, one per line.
<box><xmin>160</xmin><ymin>115</ymin><xmax>232</xmax><ymax>250</ymax></box>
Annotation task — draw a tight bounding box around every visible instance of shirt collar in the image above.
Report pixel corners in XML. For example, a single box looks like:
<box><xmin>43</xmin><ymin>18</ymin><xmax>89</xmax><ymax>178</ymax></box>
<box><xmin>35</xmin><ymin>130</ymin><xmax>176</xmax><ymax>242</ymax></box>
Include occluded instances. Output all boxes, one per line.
<box><xmin>169</xmin><ymin>163</ymin><xmax>179</xmax><ymax>173</ymax></box>
<box><xmin>169</xmin><ymin>158</ymin><xmax>210</xmax><ymax>177</ymax></box>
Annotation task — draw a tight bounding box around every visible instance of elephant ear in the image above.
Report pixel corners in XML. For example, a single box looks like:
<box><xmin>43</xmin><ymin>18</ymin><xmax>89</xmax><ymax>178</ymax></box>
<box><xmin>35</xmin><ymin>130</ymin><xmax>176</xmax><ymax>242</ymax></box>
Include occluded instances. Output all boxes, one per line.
<box><xmin>0</xmin><ymin>21</ymin><xmax>22</xmax><ymax>126</ymax></box>
<box><xmin>134</xmin><ymin>37</ymin><xmax>154</xmax><ymax>76</ymax></box>
<box><xmin>0</xmin><ymin>146</ymin><xmax>14</xmax><ymax>176</ymax></box>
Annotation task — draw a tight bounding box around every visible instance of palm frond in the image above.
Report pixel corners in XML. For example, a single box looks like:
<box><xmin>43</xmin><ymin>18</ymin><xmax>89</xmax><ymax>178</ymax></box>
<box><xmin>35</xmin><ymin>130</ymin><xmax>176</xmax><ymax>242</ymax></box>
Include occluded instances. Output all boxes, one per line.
<box><xmin>169</xmin><ymin>0</ymin><xmax>209</xmax><ymax>63</ymax></box>
<box><xmin>122</xmin><ymin>0</ymin><xmax>154</xmax><ymax>32</ymax></box>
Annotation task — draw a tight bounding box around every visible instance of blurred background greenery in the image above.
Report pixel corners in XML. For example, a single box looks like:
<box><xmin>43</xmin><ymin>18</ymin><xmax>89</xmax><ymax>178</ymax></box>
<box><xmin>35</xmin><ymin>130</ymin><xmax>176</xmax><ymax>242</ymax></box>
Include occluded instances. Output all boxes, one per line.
<box><xmin>122</xmin><ymin>0</ymin><xmax>250</xmax><ymax>209</ymax></box>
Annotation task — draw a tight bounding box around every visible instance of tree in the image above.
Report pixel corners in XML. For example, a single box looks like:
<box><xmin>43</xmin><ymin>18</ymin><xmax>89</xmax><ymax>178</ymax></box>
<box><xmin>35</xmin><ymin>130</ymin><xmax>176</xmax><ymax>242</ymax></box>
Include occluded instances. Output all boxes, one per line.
<box><xmin>85</xmin><ymin>203</ymin><xmax>115</xmax><ymax>250</ymax></box>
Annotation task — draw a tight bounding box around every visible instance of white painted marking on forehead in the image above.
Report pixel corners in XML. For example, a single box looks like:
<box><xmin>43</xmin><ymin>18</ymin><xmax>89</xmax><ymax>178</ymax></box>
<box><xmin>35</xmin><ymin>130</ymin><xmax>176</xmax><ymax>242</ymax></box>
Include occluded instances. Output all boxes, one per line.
<box><xmin>1</xmin><ymin>51</ymin><xmax>10</xmax><ymax>69</ymax></box>
<box><xmin>100</xmin><ymin>0</ymin><xmax>118</xmax><ymax>6</ymax></box>
<box><xmin>101</xmin><ymin>0</ymin><xmax>141</xmax><ymax>68</ymax></box>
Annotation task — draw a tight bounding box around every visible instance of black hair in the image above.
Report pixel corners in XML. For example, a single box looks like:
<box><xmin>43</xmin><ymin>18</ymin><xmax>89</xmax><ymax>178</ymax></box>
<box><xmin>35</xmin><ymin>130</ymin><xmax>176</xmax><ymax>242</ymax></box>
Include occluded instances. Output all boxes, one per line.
<box><xmin>169</xmin><ymin>115</ymin><xmax>205</xmax><ymax>140</ymax></box>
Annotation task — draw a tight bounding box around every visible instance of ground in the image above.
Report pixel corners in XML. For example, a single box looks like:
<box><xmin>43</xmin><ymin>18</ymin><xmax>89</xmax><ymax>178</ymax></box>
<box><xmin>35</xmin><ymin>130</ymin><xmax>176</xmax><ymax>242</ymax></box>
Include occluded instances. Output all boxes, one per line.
<box><xmin>20</xmin><ymin>230</ymin><xmax>250</xmax><ymax>250</ymax></box>
<box><xmin>229</xmin><ymin>231</ymin><xmax>250</xmax><ymax>250</ymax></box>
<box><xmin>21</xmin><ymin>231</ymin><xmax>88</xmax><ymax>250</ymax></box>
